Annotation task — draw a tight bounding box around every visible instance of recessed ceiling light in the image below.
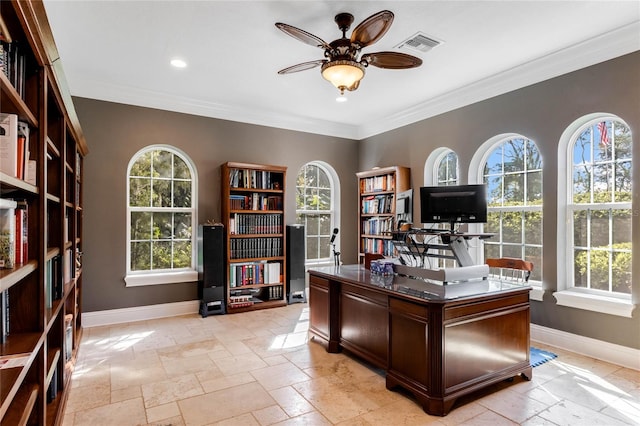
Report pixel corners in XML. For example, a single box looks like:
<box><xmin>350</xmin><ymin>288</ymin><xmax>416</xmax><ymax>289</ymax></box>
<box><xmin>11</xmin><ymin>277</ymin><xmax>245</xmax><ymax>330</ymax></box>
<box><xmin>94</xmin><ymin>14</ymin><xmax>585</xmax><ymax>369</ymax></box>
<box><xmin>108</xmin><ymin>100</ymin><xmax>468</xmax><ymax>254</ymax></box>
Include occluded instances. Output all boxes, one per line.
<box><xmin>170</xmin><ymin>58</ymin><xmax>187</xmax><ymax>68</ymax></box>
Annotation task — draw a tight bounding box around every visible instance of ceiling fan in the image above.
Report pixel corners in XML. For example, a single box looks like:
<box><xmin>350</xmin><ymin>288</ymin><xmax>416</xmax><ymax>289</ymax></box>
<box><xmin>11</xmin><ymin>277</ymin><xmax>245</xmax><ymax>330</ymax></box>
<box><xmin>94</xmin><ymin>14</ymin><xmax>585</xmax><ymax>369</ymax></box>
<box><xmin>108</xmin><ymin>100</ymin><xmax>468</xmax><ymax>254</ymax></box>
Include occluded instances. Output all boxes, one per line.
<box><xmin>275</xmin><ymin>10</ymin><xmax>422</xmax><ymax>95</ymax></box>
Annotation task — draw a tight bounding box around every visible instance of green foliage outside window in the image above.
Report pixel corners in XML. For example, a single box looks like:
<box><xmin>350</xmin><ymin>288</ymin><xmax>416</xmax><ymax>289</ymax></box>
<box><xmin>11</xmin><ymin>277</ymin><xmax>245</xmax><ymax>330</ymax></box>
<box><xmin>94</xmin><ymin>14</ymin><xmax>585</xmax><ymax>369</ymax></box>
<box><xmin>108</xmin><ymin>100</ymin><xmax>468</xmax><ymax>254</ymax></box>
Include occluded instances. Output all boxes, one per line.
<box><xmin>128</xmin><ymin>148</ymin><xmax>194</xmax><ymax>272</ymax></box>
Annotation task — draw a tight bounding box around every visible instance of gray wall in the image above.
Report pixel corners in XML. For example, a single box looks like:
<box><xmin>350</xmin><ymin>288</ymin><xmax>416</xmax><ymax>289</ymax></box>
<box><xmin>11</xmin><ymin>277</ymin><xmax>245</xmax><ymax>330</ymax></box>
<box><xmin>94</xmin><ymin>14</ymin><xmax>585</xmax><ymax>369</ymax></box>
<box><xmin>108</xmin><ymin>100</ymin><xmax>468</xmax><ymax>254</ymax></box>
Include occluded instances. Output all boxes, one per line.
<box><xmin>74</xmin><ymin>98</ymin><xmax>359</xmax><ymax>312</ymax></box>
<box><xmin>359</xmin><ymin>52</ymin><xmax>640</xmax><ymax>349</ymax></box>
<box><xmin>75</xmin><ymin>51</ymin><xmax>639</xmax><ymax>350</ymax></box>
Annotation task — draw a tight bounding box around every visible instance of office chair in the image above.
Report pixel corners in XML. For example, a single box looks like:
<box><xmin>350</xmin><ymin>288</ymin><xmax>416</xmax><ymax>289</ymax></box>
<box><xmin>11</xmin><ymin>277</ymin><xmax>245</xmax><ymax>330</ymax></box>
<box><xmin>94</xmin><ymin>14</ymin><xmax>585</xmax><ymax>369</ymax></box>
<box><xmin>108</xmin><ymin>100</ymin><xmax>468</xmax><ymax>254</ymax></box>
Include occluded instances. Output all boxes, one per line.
<box><xmin>486</xmin><ymin>257</ymin><xmax>534</xmax><ymax>283</ymax></box>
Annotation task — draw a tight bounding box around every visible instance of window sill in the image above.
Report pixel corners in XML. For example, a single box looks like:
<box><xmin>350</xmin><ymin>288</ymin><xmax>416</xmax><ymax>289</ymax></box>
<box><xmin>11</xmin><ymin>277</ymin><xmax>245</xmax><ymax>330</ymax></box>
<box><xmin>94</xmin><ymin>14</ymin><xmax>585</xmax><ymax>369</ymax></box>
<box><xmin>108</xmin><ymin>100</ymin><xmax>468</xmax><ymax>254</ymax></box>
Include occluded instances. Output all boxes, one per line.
<box><xmin>125</xmin><ymin>270</ymin><xmax>198</xmax><ymax>287</ymax></box>
<box><xmin>529</xmin><ymin>286</ymin><xmax>544</xmax><ymax>302</ymax></box>
<box><xmin>553</xmin><ymin>290</ymin><xmax>635</xmax><ymax>318</ymax></box>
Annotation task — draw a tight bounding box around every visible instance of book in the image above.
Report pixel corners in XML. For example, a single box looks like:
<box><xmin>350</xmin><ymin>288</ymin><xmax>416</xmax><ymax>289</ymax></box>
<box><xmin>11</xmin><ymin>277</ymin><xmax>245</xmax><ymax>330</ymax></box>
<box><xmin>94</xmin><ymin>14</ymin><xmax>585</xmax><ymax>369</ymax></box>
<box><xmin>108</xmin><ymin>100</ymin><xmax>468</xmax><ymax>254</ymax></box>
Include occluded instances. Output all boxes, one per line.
<box><xmin>17</xmin><ymin>121</ymin><xmax>29</xmax><ymax>180</ymax></box>
<box><xmin>14</xmin><ymin>200</ymin><xmax>27</xmax><ymax>264</ymax></box>
<box><xmin>0</xmin><ymin>113</ymin><xmax>18</xmax><ymax>177</ymax></box>
<box><xmin>0</xmin><ymin>290</ymin><xmax>8</xmax><ymax>343</ymax></box>
<box><xmin>0</xmin><ymin>198</ymin><xmax>17</xmax><ymax>268</ymax></box>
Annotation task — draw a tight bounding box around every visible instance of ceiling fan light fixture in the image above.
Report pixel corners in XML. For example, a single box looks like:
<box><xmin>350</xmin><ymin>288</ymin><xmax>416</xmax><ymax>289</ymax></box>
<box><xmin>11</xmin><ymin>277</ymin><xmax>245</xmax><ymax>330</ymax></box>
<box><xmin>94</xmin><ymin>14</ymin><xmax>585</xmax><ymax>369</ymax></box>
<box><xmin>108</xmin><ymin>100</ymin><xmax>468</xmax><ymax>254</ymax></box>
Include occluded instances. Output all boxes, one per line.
<box><xmin>321</xmin><ymin>60</ymin><xmax>365</xmax><ymax>93</ymax></box>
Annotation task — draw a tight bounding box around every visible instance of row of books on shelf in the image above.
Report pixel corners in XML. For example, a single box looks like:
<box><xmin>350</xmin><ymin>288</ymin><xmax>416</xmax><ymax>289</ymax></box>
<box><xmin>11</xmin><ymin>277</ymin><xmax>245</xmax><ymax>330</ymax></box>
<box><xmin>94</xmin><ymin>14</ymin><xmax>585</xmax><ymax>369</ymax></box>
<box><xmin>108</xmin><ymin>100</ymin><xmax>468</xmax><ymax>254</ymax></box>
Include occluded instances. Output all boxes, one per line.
<box><xmin>229</xmin><ymin>194</ymin><xmax>283</xmax><ymax>211</ymax></box>
<box><xmin>229</xmin><ymin>261</ymin><xmax>281</xmax><ymax>287</ymax></box>
<box><xmin>229</xmin><ymin>213</ymin><xmax>283</xmax><ymax>235</ymax></box>
<box><xmin>361</xmin><ymin>237</ymin><xmax>396</xmax><ymax>257</ymax></box>
<box><xmin>0</xmin><ymin>198</ymin><xmax>28</xmax><ymax>268</ymax></box>
<box><xmin>230</xmin><ymin>237</ymin><xmax>283</xmax><ymax>259</ymax></box>
<box><xmin>360</xmin><ymin>173</ymin><xmax>396</xmax><ymax>193</ymax></box>
<box><xmin>45</xmin><ymin>254</ymin><xmax>63</xmax><ymax>309</ymax></box>
<box><xmin>361</xmin><ymin>216</ymin><xmax>394</xmax><ymax>236</ymax></box>
<box><xmin>0</xmin><ymin>113</ymin><xmax>36</xmax><ymax>184</ymax></box>
<box><xmin>361</xmin><ymin>194</ymin><xmax>394</xmax><ymax>214</ymax></box>
<box><xmin>229</xmin><ymin>168</ymin><xmax>282</xmax><ymax>190</ymax></box>
<box><xmin>1</xmin><ymin>290</ymin><xmax>8</xmax><ymax>344</ymax></box>
<box><xmin>0</xmin><ymin>28</ymin><xmax>27</xmax><ymax>98</ymax></box>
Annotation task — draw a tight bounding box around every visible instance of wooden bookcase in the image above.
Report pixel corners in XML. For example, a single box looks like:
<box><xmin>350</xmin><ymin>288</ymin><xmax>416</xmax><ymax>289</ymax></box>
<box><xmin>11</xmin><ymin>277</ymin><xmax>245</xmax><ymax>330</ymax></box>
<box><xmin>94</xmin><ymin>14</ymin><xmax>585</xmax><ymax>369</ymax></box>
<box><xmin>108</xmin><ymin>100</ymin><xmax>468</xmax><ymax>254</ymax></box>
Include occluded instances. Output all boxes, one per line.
<box><xmin>221</xmin><ymin>162</ymin><xmax>287</xmax><ymax>313</ymax></box>
<box><xmin>0</xmin><ymin>2</ymin><xmax>87</xmax><ymax>425</ymax></box>
<box><xmin>356</xmin><ymin>166</ymin><xmax>411</xmax><ymax>262</ymax></box>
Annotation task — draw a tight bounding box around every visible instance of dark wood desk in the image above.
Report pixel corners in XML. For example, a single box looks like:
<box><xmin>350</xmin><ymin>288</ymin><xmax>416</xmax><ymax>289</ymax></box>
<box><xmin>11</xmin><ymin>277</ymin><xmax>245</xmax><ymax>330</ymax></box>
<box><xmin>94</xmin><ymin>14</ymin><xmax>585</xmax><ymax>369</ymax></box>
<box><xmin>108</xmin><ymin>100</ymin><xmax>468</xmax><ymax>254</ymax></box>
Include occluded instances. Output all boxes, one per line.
<box><xmin>308</xmin><ymin>265</ymin><xmax>532</xmax><ymax>416</ymax></box>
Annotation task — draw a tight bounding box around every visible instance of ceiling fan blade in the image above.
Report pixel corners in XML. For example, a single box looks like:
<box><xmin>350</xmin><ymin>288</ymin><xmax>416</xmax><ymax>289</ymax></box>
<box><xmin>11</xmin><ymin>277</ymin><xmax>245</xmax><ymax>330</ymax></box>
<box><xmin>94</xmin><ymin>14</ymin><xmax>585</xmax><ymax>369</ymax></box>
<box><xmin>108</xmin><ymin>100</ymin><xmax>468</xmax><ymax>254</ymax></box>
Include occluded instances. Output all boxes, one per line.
<box><xmin>275</xmin><ymin>22</ymin><xmax>331</xmax><ymax>50</ymax></box>
<box><xmin>350</xmin><ymin>10</ymin><xmax>394</xmax><ymax>48</ymax></box>
<box><xmin>361</xmin><ymin>52</ymin><xmax>423</xmax><ymax>69</ymax></box>
<box><xmin>277</xmin><ymin>60</ymin><xmax>326</xmax><ymax>74</ymax></box>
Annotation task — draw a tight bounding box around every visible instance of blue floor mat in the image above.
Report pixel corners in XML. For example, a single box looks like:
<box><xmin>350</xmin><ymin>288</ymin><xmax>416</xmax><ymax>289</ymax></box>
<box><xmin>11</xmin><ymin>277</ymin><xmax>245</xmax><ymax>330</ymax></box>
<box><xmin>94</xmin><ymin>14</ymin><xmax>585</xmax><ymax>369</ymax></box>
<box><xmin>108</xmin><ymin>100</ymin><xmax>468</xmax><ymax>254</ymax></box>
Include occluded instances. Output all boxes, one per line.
<box><xmin>531</xmin><ymin>346</ymin><xmax>558</xmax><ymax>367</ymax></box>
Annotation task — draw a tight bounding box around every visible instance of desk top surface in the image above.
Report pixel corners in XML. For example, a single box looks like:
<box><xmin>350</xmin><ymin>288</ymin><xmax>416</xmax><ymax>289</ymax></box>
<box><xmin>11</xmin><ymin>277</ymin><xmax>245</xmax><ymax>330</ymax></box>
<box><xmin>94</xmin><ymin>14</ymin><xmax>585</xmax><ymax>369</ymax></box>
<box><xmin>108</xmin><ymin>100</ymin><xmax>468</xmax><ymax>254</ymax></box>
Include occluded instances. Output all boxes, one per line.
<box><xmin>308</xmin><ymin>264</ymin><xmax>530</xmax><ymax>302</ymax></box>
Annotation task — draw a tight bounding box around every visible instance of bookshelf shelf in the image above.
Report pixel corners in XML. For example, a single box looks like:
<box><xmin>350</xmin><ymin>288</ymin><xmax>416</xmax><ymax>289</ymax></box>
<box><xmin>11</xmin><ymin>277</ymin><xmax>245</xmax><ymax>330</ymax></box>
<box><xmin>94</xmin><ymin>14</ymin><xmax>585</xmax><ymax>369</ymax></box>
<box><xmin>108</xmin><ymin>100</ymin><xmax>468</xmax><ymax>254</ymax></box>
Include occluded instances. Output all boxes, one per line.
<box><xmin>1</xmin><ymin>1</ymin><xmax>86</xmax><ymax>424</ymax></box>
<box><xmin>356</xmin><ymin>166</ymin><xmax>411</xmax><ymax>261</ymax></box>
<box><xmin>222</xmin><ymin>162</ymin><xmax>287</xmax><ymax>313</ymax></box>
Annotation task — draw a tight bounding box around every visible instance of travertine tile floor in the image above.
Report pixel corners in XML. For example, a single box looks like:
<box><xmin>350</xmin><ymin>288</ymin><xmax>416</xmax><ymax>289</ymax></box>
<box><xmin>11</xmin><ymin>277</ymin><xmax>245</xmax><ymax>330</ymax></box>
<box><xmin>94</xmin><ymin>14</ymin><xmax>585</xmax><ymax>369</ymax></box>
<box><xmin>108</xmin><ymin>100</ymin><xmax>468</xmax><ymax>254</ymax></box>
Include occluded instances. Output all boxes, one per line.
<box><xmin>62</xmin><ymin>303</ymin><xmax>639</xmax><ymax>426</ymax></box>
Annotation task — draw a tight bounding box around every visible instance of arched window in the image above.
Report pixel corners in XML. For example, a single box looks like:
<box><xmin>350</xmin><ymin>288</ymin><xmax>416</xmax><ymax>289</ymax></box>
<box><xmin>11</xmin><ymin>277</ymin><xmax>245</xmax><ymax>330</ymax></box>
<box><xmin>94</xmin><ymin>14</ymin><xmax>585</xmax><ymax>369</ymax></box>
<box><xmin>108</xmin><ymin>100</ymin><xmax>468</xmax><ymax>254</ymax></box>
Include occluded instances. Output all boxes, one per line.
<box><xmin>295</xmin><ymin>162</ymin><xmax>340</xmax><ymax>265</ymax></box>
<box><xmin>478</xmin><ymin>136</ymin><xmax>543</xmax><ymax>283</ymax></box>
<box><xmin>125</xmin><ymin>145</ymin><xmax>197</xmax><ymax>286</ymax></box>
<box><xmin>424</xmin><ymin>148</ymin><xmax>459</xmax><ymax>186</ymax></box>
<box><xmin>565</xmin><ymin>117</ymin><xmax>632</xmax><ymax>296</ymax></box>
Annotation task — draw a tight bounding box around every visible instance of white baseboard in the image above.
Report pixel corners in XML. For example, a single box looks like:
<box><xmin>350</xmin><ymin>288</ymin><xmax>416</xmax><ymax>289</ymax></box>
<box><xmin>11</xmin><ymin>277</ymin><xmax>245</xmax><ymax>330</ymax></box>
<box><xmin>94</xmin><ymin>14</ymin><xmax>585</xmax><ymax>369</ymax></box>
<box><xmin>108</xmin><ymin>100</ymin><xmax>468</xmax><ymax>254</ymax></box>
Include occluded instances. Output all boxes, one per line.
<box><xmin>82</xmin><ymin>302</ymin><xmax>638</xmax><ymax>371</ymax></box>
<box><xmin>83</xmin><ymin>300</ymin><xmax>200</xmax><ymax>328</ymax></box>
<box><xmin>531</xmin><ymin>324</ymin><xmax>639</xmax><ymax>371</ymax></box>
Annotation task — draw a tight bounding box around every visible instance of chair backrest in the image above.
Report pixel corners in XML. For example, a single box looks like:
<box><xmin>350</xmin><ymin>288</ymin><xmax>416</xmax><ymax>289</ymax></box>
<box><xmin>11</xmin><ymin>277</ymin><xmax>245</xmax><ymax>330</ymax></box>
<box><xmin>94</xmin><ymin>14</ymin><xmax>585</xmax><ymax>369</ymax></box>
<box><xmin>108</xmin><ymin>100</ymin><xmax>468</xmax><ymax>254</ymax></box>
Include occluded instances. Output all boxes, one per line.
<box><xmin>486</xmin><ymin>257</ymin><xmax>534</xmax><ymax>283</ymax></box>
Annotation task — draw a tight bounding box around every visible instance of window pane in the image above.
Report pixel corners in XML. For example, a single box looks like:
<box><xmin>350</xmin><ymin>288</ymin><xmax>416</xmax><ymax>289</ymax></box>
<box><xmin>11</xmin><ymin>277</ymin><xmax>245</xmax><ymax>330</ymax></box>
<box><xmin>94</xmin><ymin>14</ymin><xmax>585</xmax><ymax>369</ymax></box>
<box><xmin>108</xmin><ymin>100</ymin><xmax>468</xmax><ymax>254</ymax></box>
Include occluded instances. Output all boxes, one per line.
<box><xmin>502</xmin><ymin>245</ymin><xmax>521</xmax><ymax>258</ymax></box>
<box><xmin>130</xmin><ymin>177</ymin><xmax>151</xmax><ymax>207</ymax></box>
<box><xmin>590</xmin><ymin>209</ymin><xmax>610</xmax><ymax>248</ymax></box>
<box><xmin>318</xmin><ymin>189</ymin><xmax>331</xmax><ymax>211</ymax></box>
<box><xmin>503</xmin><ymin>140</ymin><xmax>524</xmax><ymax>173</ymax></box>
<box><xmin>152</xmin><ymin>241</ymin><xmax>172</xmax><ymax>269</ymax></box>
<box><xmin>525</xmin><ymin>142</ymin><xmax>542</xmax><ymax>170</ymax></box>
<box><xmin>485</xmin><ymin>176</ymin><xmax>502</xmax><ymax>207</ymax></box>
<box><xmin>484</xmin><ymin>243</ymin><xmax>500</xmax><ymax>259</ymax></box>
<box><xmin>504</xmin><ymin>173</ymin><xmax>524</xmax><ymax>205</ymax></box>
<box><xmin>306</xmin><ymin>214</ymin><xmax>319</xmax><ymax>235</ymax></box>
<box><xmin>173</xmin><ymin>241</ymin><xmax>191</xmax><ymax>268</ymax></box>
<box><xmin>614</xmin><ymin>124</ymin><xmax>632</xmax><ymax>159</ymax></box>
<box><xmin>525</xmin><ymin>246</ymin><xmax>542</xmax><ymax>282</ymax></box>
<box><xmin>319</xmin><ymin>214</ymin><xmax>331</xmax><ymax>236</ymax></box>
<box><xmin>572</xmin><ymin>165</ymin><xmax>591</xmax><ymax>204</ymax></box>
<box><xmin>173</xmin><ymin>180</ymin><xmax>192</xmax><ymax>207</ymax></box>
<box><xmin>614</xmin><ymin>161</ymin><xmax>632</xmax><ymax>201</ymax></box>
<box><xmin>131</xmin><ymin>241</ymin><xmax>151</xmax><ymax>271</ymax></box>
<box><xmin>501</xmin><ymin>212</ymin><xmax>522</xmax><ymax>244</ymax></box>
<box><xmin>153</xmin><ymin>150</ymin><xmax>173</xmax><ymax>178</ymax></box>
<box><xmin>574</xmin><ymin>249</ymin><xmax>588</xmax><ymax>288</ymax></box>
<box><xmin>592</xmin><ymin>163</ymin><xmax>612</xmax><ymax>203</ymax></box>
<box><xmin>573</xmin><ymin>133</ymin><xmax>591</xmax><ymax>164</ymax></box>
<box><xmin>526</xmin><ymin>171</ymin><xmax>542</xmax><ymax>204</ymax></box>
<box><xmin>573</xmin><ymin>210</ymin><xmax>588</xmax><ymax>247</ymax></box>
<box><xmin>589</xmin><ymin>250</ymin><xmax>610</xmax><ymax>291</ymax></box>
<box><xmin>130</xmin><ymin>152</ymin><xmax>152</xmax><ymax>177</ymax></box>
<box><xmin>174</xmin><ymin>213</ymin><xmax>192</xmax><ymax>239</ymax></box>
<box><xmin>318</xmin><ymin>169</ymin><xmax>330</xmax><ymax>188</ymax></box>
<box><xmin>296</xmin><ymin>187</ymin><xmax>305</xmax><ymax>210</ymax></box>
<box><xmin>306</xmin><ymin>236</ymin><xmax>318</xmax><ymax>260</ymax></box>
<box><xmin>173</xmin><ymin>155</ymin><xmax>190</xmax><ymax>179</ymax></box>
<box><xmin>152</xmin><ymin>179</ymin><xmax>172</xmax><ymax>207</ymax></box>
<box><xmin>612</xmin><ymin>250</ymin><xmax>632</xmax><ymax>294</ymax></box>
<box><xmin>485</xmin><ymin>212</ymin><xmax>500</xmax><ymax>235</ymax></box>
<box><xmin>131</xmin><ymin>212</ymin><xmax>151</xmax><ymax>240</ymax></box>
<box><xmin>485</xmin><ymin>147</ymin><xmax>503</xmax><ymax>175</ymax></box>
<box><xmin>524</xmin><ymin>211</ymin><xmax>541</xmax><ymax>245</ymax></box>
<box><xmin>305</xmin><ymin>188</ymin><xmax>318</xmax><ymax>211</ymax></box>
<box><xmin>153</xmin><ymin>212</ymin><xmax>173</xmax><ymax>239</ymax></box>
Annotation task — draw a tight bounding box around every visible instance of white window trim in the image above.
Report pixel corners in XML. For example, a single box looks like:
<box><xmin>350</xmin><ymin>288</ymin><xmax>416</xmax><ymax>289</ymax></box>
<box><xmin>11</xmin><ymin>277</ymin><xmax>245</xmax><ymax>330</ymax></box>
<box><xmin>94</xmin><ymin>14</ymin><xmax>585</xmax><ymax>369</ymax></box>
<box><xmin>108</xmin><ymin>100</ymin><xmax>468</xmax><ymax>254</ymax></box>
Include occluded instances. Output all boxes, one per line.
<box><xmin>470</xmin><ymin>134</ymin><xmax>544</xmax><ymax>301</ymax></box>
<box><xmin>295</xmin><ymin>161</ymin><xmax>340</xmax><ymax>265</ymax></box>
<box><xmin>555</xmin><ymin>113</ymin><xmax>635</xmax><ymax>317</ymax></box>
<box><xmin>424</xmin><ymin>147</ymin><xmax>460</xmax><ymax>186</ymax></box>
<box><xmin>125</xmin><ymin>145</ymin><xmax>198</xmax><ymax>287</ymax></box>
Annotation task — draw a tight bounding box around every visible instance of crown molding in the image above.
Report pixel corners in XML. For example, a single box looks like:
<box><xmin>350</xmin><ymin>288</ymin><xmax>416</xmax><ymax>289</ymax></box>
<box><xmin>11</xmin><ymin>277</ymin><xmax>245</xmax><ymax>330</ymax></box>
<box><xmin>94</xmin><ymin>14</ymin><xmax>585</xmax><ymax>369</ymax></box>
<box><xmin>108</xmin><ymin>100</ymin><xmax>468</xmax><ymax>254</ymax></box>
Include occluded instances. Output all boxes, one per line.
<box><xmin>357</xmin><ymin>21</ymin><xmax>640</xmax><ymax>139</ymax></box>
<box><xmin>70</xmin><ymin>21</ymin><xmax>639</xmax><ymax>141</ymax></box>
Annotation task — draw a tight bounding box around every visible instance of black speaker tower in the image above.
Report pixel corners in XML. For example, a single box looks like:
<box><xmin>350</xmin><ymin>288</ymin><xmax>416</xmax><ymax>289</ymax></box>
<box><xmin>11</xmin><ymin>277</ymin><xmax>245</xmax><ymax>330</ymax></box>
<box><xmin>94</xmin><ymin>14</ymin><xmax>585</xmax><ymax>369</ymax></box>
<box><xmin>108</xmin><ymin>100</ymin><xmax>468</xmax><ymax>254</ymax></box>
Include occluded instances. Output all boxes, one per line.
<box><xmin>286</xmin><ymin>224</ymin><xmax>307</xmax><ymax>304</ymax></box>
<box><xmin>197</xmin><ymin>224</ymin><xmax>226</xmax><ymax>316</ymax></box>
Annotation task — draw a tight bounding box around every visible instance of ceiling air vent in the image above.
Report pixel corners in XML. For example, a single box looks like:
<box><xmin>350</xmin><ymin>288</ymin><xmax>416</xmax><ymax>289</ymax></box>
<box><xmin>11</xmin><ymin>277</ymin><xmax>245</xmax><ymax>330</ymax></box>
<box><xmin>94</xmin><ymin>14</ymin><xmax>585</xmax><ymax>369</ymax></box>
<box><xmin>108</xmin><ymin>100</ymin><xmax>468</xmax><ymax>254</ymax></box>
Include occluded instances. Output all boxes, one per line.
<box><xmin>397</xmin><ymin>32</ymin><xmax>441</xmax><ymax>53</ymax></box>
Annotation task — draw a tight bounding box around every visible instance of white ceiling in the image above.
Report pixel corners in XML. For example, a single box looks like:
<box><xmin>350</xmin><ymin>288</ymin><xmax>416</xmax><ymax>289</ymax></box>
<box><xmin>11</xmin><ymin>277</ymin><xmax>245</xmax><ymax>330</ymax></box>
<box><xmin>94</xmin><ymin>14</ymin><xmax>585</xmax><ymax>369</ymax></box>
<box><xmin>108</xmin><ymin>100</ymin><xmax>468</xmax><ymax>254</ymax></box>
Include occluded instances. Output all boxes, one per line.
<box><xmin>42</xmin><ymin>1</ymin><xmax>640</xmax><ymax>140</ymax></box>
